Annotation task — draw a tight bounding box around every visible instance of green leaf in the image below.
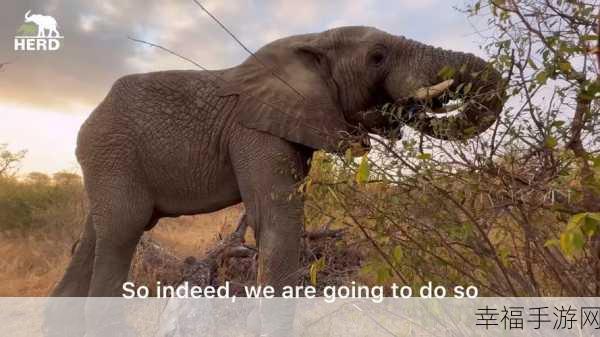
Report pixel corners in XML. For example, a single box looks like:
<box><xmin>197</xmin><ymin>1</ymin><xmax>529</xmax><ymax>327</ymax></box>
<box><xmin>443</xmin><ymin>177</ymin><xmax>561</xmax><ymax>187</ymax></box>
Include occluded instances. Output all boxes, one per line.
<box><xmin>344</xmin><ymin>148</ymin><xmax>353</xmax><ymax>163</ymax></box>
<box><xmin>571</xmin><ymin>231</ymin><xmax>585</xmax><ymax>249</ymax></box>
<box><xmin>582</xmin><ymin>213</ymin><xmax>600</xmax><ymax>237</ymax></box>
<box><xmin>438</xmin><ymin>66</ymin><xmax>456</xmax><ymax>80</ymax></box>
<box><xmin>535</xmin><ymin>71</ymin><xmax>548</xmax><ymax>85</ymax></box>
<box><xmin>356</xmin><ymin>154</ymin><xmax>370</xmax><ymax>184</ymax></box>
<box><xmin>544</xmin><ymin>136</ymin><xmax>558</xmax><ymax>149</ymax></box>
<box><xmin>567</xmin><ymin>213</ymin><xmax>587</xmax><ymax>231</ymax></box>
<box><xmin>591</xmin><ymin>156</ymin><xmax>600</xmax><ymax>169</ymax></box>
<box><xmin>309</xmin><ymin>258</ymin><xmax>325</xmax><ymax>286</ymax></box>
<box><xmin>560</xmin><ymin>230</ymin><xmax>585</xmax><ymax>256</ymax></box>
<box><xmin>462</xmin><ymin>127</ymin><xmax>478</xmax><ymax>137</ymax></box>
<box><xmin>559</xmin><ymin>213</ymin><xmax>600</xmax><ymax>256</ymax></box>
<box><xmin>498</xmin><ymin>247</ymin><xmax>510</xmax><ymax>264</ymax></box>
<box><xmin>376</xmin><ymin>266</ymin><xmax>392</xmax><ymax>283</ymax></box>
<box><xmin>559</xmin><ymin>62</ymin><xmax>572</xmax><ymax>74</ymax></box>
<box><xmin>309</xmin><ymin>265</ymin><xmax>317</xmax><ymax>286</ymax></box>
<box><xmin>392</xmin><ymin>245</ymin><xmax>403</xmax><ymax>262</ymax></box>
<box><xmin>472</xmin><ymin>1</ymin><xmax>481</xmax><ymax>14</ymax></box>
<box><xmin>582</xmin><ymin>35</ymin><xmax>599</xmax><ymax>41</ymax></box>
<box><xmin>417</xmin><ymin>152</ymin><xmax>432</xmax><ymax>160</ymax></box>
<box><xmin>527</xmin><ymin>58</ymin><xmax>539</xmax><ymax>70</ymax></box>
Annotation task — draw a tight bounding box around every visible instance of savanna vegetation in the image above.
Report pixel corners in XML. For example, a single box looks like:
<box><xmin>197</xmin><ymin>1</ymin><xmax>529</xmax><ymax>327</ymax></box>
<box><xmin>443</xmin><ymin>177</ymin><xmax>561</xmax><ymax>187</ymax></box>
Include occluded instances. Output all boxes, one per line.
<box><xmin>1</xmin><ymin>0</ymin><xmax>599</xmax><ymax>296</ymax></box>
<box><xmin>304</xmin><ymin>0</ymin><xmax>600</xmax><ymax>296</ymax></box>
<box><xmin>0</xmin><ymin>145</ymin><xmax>244</xmax><ymax>296</ymax></box>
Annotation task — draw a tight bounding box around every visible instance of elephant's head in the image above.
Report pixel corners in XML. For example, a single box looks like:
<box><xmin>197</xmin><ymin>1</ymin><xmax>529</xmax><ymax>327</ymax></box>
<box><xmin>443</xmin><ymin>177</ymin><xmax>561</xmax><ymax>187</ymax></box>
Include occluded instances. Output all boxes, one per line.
<box><xmin>219</xmin><ymin>26</ymin><xmax>505</xmax><ymax>153</ymax></box>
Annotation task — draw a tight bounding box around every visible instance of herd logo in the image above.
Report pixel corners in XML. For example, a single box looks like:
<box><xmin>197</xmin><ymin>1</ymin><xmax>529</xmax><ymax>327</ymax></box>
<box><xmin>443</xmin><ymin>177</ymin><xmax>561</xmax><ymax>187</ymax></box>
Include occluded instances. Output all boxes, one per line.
<box><xmin>14</xmin><ymin>10</ymin><xmax>62</xmax><ymax>51</ymax></box>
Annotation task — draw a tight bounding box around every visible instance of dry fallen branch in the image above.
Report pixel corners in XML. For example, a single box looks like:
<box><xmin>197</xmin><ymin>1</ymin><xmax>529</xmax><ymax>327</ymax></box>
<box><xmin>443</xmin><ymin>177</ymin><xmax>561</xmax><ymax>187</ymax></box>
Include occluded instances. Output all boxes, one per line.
<box><xmin>131</xmin><ymin>220</ymin><xmax>360</xmax><ymax>295</ymax></box>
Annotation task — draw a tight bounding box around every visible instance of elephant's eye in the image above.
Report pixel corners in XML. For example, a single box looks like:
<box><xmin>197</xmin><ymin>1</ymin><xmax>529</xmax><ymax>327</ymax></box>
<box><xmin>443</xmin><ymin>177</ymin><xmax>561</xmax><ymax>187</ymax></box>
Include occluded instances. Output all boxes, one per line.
<box><xmin>368</xmin><ymin>49</ymin><xmax>386</xmax><ymax>67</ymax></box>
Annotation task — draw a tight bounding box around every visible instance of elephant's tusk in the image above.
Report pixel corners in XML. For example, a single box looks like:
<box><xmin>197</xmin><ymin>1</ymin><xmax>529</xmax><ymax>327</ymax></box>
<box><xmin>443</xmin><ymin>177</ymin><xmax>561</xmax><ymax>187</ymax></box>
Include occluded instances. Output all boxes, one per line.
<box><xmin>413</xmin><ymin>79</ymin><xmax>454</xmax><ymax>100</ymax></box>
<box><xmin>430</xmin><ymin>103</ymin><xmax>462</xmax><ymax>114</ymax></box>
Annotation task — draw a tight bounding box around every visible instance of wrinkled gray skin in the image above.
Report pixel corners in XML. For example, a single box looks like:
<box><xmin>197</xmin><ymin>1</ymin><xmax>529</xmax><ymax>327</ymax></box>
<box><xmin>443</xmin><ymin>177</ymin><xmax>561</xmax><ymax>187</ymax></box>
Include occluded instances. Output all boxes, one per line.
<box><xmin>48</xmin><ymin>25</ymin><xmax>502</xmax><ymax>335</ymax></box>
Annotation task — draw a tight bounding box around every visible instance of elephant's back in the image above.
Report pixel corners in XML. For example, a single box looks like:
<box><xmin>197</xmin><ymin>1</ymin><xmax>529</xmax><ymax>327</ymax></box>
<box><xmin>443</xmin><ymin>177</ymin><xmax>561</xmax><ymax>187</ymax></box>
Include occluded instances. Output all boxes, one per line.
<box><xmin>76</xmin><ymin>70</ymin><xmax>240</xmax><ymax>174</ymax></box>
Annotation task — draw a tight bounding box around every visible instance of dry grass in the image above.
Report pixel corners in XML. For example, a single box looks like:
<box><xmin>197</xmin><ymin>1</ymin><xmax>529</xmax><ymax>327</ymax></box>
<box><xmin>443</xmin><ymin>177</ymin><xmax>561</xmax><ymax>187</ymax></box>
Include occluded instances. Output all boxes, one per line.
<box><xmin>0</xmin><ymin>204</ymin><xmax>244</xmax><ymax>296</ymax></box>
<box><xmin>0</xmin><ymin>231</ymin><xmax>72</xmax><ymax>296</ymax></box>
<box><xmin>147</xmin><ymin>204</ymin><xmax>245</xmax><ymax>257</ymax></box>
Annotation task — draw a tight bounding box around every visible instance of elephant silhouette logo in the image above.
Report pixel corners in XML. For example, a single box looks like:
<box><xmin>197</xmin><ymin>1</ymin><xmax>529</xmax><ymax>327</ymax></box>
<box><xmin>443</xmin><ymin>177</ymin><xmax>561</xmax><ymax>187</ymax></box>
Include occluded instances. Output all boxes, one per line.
<box><xmin>14</xmin><ymin>10</ymin><xmax>63</xmax><ymax>51</ymax></box>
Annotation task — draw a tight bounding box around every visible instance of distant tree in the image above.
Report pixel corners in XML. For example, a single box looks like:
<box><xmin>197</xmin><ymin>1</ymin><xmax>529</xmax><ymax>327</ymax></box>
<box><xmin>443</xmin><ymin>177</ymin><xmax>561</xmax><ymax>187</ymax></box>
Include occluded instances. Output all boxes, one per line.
<box><xmin>0</xmin><ymin>144</ymin><xmax>26</xmax><ymax>177</ymax></box>
<box><xmin>26</xmin><ymin>172</ymin><xmax>51</xmax><ymax>185</ymax></box>
<box><xmin>53</xmin><ymin>172</ymin><xmax>82</xmax><ymax>187</ymax></box>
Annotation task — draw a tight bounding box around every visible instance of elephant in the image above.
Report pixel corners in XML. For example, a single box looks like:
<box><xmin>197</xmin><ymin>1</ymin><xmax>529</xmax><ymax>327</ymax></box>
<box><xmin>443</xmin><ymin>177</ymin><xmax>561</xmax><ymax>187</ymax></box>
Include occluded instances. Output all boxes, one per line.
<box><xmin>48</xmin><ymin>25</ymin><xmax>503</xmax><ymax>335</ymax></box>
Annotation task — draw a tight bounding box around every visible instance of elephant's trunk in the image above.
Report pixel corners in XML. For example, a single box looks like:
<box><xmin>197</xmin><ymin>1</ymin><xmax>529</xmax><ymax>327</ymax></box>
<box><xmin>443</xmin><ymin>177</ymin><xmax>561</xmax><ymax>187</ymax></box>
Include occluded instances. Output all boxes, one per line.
<box><xmin>25</xmin><ymin>10</ymin><xmax>31</xmax><ymax>20</ymax></box>
<box><xmin>387</xmin><ymin>42</ymin><xmax>505</xmax><ymax>140</ymax></box>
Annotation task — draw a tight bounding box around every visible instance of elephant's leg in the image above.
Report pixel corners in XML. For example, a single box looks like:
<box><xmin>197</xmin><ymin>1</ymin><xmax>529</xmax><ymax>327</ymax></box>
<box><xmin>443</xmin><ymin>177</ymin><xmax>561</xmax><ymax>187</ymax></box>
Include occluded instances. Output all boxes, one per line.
<box><xmin>230</xmin><ymin>131</ymin><xmax>306</xmax><ymax>291</ymax></box>
<box><xmin>51</xmin><ymin>214</ymin><xmax>96</xmax><ymax>296</ymax></box>
<box><xmin>44</xmin><ymin>215</ymin><xmax>96</xmax><ymax>337</ymax></box>
<box><xmin>87</xmin><ymin>179</ymin><xmax>153</xmax><ymax>297</ymax></box>
<box><xmin>255</xmin><ymin>198</ymin><xmax>304</xmax><ymax>290</ymax></box>
<box><xmin>83</xmin><ymin>176</ymin><xmax>153</xmax><ymax>337</ymax></box>
<box><xmin>230</xmin><ymin>130</ymin><xmax>307</xmax><ymax>336</ymax></box>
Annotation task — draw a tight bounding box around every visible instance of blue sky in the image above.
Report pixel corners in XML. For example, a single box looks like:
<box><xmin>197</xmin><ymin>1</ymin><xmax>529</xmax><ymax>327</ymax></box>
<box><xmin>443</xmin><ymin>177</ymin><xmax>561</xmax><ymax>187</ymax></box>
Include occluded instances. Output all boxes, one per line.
<box><xmin>0</xmin><ymin>0</ymin><xmax>487</xmax><ymax>173</ymax></box>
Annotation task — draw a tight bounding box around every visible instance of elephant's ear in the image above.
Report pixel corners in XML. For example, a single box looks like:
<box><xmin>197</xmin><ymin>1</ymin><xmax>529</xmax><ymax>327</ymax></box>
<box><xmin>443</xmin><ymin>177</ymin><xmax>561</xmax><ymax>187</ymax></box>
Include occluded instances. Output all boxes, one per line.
<box><xmin>216</xmin><ymin>40</ymin><xmax>354</xmax><ymax>153</ymax></box>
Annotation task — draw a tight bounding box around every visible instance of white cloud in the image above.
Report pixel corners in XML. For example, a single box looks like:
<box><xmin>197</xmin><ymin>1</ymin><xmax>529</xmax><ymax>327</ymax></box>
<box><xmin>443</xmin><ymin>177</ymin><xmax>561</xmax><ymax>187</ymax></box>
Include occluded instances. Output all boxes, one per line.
<box><xmin>271</xmin><ymin>0</ymin><xmax>320</xmax><ymax>27</ymax></box>
<box><xmin>98</xmin><ymin>1</ymin><xmax>119</xmax><ymax>17</ymax></box>
<box><xmin>427</xmin><ymin>29</ymin><xmax>484</xmax><ymax>56</ymax></box>
<box><xmin>398</xmin><ymin>0</ymin><xmax>438</xmax><ymax>10</ymax></box>
<box><xmin>202</xmin><ymin>0</ymin><xmax>250</xmax><ymax>16</ymax></box>
<box><xmin>79</xmin><ymin>14</ymin><xmax>99</xmax><ymax>32</ymax></box>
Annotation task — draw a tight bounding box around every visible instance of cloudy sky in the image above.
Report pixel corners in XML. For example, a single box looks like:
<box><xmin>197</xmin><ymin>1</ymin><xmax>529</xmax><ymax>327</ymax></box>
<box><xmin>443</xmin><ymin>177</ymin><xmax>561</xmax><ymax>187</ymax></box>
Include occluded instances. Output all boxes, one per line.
<box><xmin>0</xmin><ymin>0</ymin><xmax>486</xmax><ymax>174</ymax></box>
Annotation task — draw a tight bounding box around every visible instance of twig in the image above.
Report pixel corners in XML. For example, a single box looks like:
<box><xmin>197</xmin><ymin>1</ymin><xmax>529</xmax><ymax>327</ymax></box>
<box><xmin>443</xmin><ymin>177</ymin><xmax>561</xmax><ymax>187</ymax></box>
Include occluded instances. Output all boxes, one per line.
<box><xmin>191</xmin><ymin>0</ymin><xmax>305</xmax><ymax>99</ymax></box>
<box><xmin>127</xmin><ymin>36</ymin><xmax>215</xmax><ymax>73</ymax></box>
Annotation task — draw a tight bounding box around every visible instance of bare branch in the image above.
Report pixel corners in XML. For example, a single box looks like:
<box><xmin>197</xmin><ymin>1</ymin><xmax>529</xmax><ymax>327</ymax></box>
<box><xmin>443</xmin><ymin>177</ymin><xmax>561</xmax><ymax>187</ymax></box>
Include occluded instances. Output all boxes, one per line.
<box><xmin>191</xmin><ymin>0</ymin><xmax>306</xmax><ymax>99</ymax></box>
